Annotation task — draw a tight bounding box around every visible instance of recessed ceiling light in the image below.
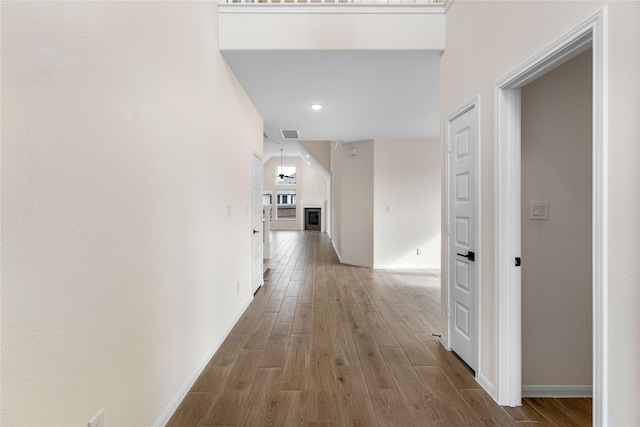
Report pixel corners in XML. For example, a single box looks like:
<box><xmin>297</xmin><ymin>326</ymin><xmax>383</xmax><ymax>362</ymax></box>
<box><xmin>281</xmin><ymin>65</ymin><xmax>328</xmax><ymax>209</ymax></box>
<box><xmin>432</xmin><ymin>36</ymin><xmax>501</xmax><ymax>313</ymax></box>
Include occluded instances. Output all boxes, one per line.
<box><xmin>310</xmin><ymin>104</ymin><xmax>322</xmax><ymax>111</ymax></box>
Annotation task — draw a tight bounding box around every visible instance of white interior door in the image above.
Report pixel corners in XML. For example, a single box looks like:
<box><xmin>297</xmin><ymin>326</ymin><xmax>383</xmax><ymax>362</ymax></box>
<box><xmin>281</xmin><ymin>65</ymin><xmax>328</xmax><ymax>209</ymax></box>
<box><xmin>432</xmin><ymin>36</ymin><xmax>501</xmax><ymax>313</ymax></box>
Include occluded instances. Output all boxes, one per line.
<box><xmin>251</xmin><ymin>152</ymin><xmax>263</xmax><ymax>293</ymax></box>
<box><xmin>448</xmin><ymin>104</ymin><xmax>477</xmax><ymax>371</ymax></box>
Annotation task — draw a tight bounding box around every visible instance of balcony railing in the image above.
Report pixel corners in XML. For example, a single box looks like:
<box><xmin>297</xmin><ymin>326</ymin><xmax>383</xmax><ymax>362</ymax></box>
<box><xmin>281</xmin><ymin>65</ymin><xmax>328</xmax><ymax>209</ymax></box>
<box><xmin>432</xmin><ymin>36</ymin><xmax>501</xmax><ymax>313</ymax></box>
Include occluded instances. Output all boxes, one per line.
<box><xmin>277</xmin><ymin>206</ymin><xmax>297</xmax><ymax>219</ymax></box>
<box><xmin>219</xmin><ymin>0</ymin><xmax>444</xmax><ymax>5</ymax></box>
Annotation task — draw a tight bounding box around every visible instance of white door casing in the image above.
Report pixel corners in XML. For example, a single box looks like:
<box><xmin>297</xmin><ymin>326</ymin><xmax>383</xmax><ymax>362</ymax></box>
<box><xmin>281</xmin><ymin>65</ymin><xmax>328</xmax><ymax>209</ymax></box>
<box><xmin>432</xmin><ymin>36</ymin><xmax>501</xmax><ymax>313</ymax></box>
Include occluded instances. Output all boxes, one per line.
<box><xmin>494</xmin><ymin>10</ymin><xmax>607</xmax><ymax>425</ymax></box>
<box><xmin>251</xmin><ymin>151</ymin><xmax>263</xmax><ymax>294</ymax></box>
<box><xmin>447</xmin><ymin>99</ymin><xmax>479</xmax><ymax>372</ymax></box>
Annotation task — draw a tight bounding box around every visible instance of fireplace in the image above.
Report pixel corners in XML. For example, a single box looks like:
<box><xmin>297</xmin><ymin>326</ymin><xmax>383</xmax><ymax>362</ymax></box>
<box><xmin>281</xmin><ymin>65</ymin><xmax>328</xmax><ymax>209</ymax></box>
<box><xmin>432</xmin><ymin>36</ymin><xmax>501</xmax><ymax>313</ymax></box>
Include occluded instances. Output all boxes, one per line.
<box><xmin>304</xmin><ymin>208</ymin><xmax>321</xmax><ymax>231</ymax></box>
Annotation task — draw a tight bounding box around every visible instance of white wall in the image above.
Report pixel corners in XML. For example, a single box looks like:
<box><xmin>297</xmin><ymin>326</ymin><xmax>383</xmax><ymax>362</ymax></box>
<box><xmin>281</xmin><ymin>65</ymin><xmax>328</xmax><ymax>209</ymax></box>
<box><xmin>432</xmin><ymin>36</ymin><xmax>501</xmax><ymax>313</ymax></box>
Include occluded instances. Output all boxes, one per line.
<box><xmin>331</xmin><ymin>142</ymin><xmax>342</xmax><ymax>254</ymax></box>
<box><xmin>263</xmin><ymin>156</ymin><xmax>328</xmax><ymax>231</ymax></box>
<box><xmin>521</xmin><ymin>50</ymin><xmax>592</xmax><ymax>387</ymax></box>
<box><xmin>299</xmin><ymin>156</ymin><xmax>330</xmax><ymax>206</ymax></box>
<box><xmin>332</xmin><ymin>141</ymin><xmax>374</xmax><ymax>267</ymax></box>
<box><xmin>331</xmin><ymin>140</ymin><xmax>441</xmax><ymax>269</ymax></box>
<box><xmin>374</xmin><ymin>139</ymin><xmax>441</xmax><ymax>269</ymax></box>
<box><xmin>299</xmin><ymin>140</ymin><xmax>331</xmax><ymax>174</ymax></box>
<box><xmin>441</xmin><ymin>2</ymin><xmax>639</xmax><ymax>423</ymax></box>
<box><xmin>301</xmin><ymin>140</ymin><xmax>333</xmax><ymax>238</ymax></box>
<box><xmin>1</xmin><ymin>2</ymin><xmax>262</xmax><ymax>426</ymax></box>
<box><xmin>218</xmin><ymin>12</ymin><xmax>445</xmax><ymax>51</ymax></box>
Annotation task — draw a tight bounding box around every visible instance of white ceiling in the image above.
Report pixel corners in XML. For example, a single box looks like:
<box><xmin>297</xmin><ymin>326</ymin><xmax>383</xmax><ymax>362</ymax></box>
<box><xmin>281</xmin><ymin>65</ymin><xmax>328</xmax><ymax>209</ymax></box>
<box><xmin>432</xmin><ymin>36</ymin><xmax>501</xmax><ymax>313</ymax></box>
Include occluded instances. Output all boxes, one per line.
<box><xmin>262</xmin><ymin>140</ymin><xmax>311</xmax><ymax>163</ymax></box>
<box><xmin>221</xmin><ymin>50</ymin><xmax>441</xmax><ymax>144</ymax></box>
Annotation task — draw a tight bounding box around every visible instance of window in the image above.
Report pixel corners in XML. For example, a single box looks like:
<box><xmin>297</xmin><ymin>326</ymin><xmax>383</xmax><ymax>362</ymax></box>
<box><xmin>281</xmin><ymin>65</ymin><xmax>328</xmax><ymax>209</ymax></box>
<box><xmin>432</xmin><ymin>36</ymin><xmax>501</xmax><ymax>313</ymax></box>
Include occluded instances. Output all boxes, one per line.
<box><xmin>276</xmin><ymin>189</ymin><xmax>296</xmax><ymax>219</ymax></box>
<box><xmin>263</xmin><ymin>190</ymin><xmax>272</xmax><ymax>206</ymax></box>
<box><xmin>276</xmin><ymin>166</ymin><xmax>296</xmax><ymax>186</ymax></box>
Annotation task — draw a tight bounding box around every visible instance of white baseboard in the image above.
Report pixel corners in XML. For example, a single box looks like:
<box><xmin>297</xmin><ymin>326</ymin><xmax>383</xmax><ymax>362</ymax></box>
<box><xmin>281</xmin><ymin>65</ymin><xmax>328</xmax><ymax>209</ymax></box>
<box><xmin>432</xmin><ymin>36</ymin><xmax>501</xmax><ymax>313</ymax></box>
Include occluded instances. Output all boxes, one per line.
<box><xmin>438</xmin><ymin>334</ymin><xmax>448</xmax><ymax>349</ymax></box>
<box><xmin>340</xmin><ymin>258</ymin><xmax>373</xmax><ymax>268</ymax></box>
<box><xmin>330</xmin><ymin>240</ymin><xmax>373</xmax><ymax>268</ymax></box>
<box><xmin>477</xmin><ymin>373</ymin><xmax>497</xmax><ymax>399</ymax></box>
<box><xmin>373</xmin><ymin>264</ymin><xmax>441</xmax><ymax>270</ymax></box>
<box><xmin>437</xmin><ymin>337</ymin><xmax>498</xmax><ymax>403</ymax></box>
<box><xmin>331</xmin><ymin>239</ymin><xmax>342</xmax><ymax>263</ymax></box>
<box><xmin>522</xmin><ymin>385</ymin><xmax>592</xmax><ymax>398</ymax></box>
<box><xmin>154</xmin><ymin>296</ymin><xmax>253</xmax><ymax>427</ymax></box>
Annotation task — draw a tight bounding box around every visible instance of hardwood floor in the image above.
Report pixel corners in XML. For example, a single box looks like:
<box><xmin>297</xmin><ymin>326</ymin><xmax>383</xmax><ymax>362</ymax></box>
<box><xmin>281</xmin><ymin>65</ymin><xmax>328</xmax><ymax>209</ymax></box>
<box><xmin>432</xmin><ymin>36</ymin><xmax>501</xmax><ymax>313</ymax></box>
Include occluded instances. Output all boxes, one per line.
<box><xmin>168</xmin><ymin>230</ymin><xmax>592</xmax><ymax>426</ymax></box>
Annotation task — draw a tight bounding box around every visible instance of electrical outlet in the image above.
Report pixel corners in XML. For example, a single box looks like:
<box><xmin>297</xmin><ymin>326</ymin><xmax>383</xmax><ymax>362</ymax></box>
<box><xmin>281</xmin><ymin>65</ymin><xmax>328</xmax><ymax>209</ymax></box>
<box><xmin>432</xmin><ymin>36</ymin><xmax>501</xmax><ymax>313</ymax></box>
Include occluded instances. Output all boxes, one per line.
<box><xmin>236</xmin><ymin>281</ymin><xmax>240</xmax><ymax>293</ymax></box>
<box><xmin>88</xmin><ymin>410</ymin><xmax>104</xmax><ymax>427</ymax></box>
<box><xmin>417</xmin><ymin>248</ymin><xmax>423</xmax><ymax>255</ymax></box>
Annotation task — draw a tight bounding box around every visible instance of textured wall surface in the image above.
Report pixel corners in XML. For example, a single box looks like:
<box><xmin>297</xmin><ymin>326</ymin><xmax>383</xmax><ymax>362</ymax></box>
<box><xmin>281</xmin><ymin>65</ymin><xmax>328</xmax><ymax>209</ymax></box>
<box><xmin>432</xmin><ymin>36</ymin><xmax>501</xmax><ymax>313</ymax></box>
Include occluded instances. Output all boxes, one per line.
<box><xmin>1</xmin><ymin>2</ymin><xmax>262</xmax><ymax>425</ymax></box>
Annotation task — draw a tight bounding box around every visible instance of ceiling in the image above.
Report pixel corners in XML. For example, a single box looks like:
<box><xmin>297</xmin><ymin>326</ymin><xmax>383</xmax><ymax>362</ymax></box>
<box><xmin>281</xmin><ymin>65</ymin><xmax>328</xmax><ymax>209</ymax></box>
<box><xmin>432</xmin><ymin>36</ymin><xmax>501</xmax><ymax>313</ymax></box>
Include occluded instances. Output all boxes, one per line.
<box><xmin>262</xmin><ymin>139</ymin><xmax>314</xmax><ymax>163</ymax></box>
<box><xmin>221</xmin><ymin>50</ymin><xmax>441</xmax><ymax>144</ymax></box>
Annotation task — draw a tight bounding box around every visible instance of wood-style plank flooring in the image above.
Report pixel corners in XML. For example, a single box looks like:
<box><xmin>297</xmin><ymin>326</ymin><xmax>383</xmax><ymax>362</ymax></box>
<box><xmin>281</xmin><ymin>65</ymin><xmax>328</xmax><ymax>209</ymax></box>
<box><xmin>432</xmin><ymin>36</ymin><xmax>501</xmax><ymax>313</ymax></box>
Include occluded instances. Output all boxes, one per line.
<box><xmin>168</xmin><ymin>230</ymin><xmax>592</xmax><ymax>426</ymax></box>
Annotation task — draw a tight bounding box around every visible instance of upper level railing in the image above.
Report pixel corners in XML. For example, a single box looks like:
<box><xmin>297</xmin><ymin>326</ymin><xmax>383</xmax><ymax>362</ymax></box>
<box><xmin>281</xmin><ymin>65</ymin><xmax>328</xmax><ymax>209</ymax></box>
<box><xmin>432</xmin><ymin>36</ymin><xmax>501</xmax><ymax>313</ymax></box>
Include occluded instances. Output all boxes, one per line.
<box><xmin>218</xmin><ymin>0</ymin><xmax>448</xmax><ymax>48</ymax></box>
<box><xmin>219</xmin><ymin>0</ymin><xmax>445</xmax><ymax>5</ymax></box>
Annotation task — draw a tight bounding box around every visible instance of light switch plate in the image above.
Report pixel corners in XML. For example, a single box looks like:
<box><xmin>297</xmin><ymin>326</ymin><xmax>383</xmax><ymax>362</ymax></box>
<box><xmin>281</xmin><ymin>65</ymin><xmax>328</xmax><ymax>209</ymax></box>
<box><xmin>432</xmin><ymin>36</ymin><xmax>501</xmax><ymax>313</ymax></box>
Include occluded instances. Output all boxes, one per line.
<box><xmin>529</xmin><ymin>201</ymin><xmax>549</xmax><ymax>220</ymax></box>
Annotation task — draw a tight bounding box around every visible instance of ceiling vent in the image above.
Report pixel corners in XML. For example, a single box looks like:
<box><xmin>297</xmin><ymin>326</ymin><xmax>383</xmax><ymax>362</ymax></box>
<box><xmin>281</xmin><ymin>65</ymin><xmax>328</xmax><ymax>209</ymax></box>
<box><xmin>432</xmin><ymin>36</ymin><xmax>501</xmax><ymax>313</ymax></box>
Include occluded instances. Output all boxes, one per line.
<box><xmin>280</xmin><ymin>129</ymin><xmax>300</xmax><ymax>139</ymax></box>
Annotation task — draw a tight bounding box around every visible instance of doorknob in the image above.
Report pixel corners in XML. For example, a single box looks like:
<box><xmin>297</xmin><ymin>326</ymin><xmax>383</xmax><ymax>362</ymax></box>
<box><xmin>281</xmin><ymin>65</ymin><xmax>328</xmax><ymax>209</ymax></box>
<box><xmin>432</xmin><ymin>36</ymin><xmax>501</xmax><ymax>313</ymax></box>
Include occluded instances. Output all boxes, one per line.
<box><xmin>456</xmin><ymin>251</ymin><xmax>475</xmax><ymax>261</ymax></box>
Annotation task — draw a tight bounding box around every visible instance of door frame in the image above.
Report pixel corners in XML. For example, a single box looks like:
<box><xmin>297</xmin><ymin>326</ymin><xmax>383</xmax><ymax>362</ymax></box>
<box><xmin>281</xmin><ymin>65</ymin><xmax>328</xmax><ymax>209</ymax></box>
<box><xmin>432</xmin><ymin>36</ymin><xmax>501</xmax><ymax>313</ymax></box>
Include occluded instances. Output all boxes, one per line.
<box><xmin>251</xmin><ymin>150</ymin><xmax>264</xmax><ymax>293</ymax></box>
<box><xmin>445</xmin><ymin>95</ymin><xmax>482</xmax><ymax>380</ymax></box>
<box><xmin>494</xmin><ymin>8</ymin><xmax>608</xmax><ymax>425</ymax></box>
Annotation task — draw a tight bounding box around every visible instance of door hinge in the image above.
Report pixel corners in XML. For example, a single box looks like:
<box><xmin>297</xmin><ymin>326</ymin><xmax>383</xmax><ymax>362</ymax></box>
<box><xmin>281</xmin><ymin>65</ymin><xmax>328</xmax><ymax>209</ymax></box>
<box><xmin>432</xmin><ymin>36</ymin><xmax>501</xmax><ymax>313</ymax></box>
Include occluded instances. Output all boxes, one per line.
<box><xmin>446</xmin><ymin>306</ymin><xmax>451</xmax><ymax>319</ymax></box>
<box><xmin>447</xmin><ymin>142</ymin><xmax>452</xmax><ymax>153</ymax></box>
<box><xmin>447</xmin><ymin>223</ymin><xmax>451</xmax><ymax>235</ymax></box>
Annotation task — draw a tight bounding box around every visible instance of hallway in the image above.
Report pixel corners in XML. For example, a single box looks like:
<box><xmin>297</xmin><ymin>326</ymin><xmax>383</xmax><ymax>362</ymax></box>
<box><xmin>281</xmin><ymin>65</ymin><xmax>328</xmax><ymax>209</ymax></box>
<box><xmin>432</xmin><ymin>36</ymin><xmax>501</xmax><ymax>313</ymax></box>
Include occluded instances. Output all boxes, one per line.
<box><xmin>168</xmin><ymin>231</ymin><xmax>591</xmax><ymax>426</ymax></box>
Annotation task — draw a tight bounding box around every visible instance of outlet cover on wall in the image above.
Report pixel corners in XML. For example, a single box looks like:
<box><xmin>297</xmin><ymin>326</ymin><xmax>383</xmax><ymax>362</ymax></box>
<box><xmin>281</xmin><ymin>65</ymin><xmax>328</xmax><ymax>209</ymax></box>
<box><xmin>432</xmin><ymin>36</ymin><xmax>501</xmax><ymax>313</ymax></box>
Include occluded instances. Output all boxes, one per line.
<box><xmin>89</xmin><ymin>410</ymin><xmax>104</xmax><ymax>427</ymax></box>
<box><xmin>417</xmin><ymin>248</ymin><xmax>423</xmax><ymax>255</ymax></box>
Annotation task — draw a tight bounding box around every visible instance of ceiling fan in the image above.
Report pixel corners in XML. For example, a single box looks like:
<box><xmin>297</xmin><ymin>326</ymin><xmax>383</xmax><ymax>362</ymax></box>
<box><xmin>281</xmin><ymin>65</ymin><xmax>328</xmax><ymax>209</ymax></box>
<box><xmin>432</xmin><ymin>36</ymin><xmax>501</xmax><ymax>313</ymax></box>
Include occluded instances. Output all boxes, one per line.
<box><xmin>277</xmin><ymin>149</ymin><xmax>294</xmax><ymax>181</ymax></box>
